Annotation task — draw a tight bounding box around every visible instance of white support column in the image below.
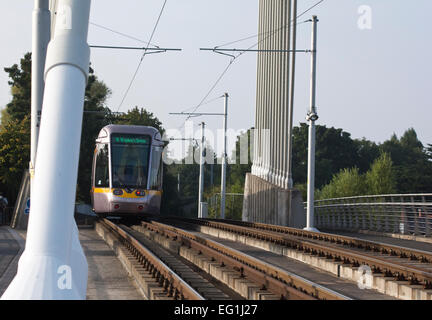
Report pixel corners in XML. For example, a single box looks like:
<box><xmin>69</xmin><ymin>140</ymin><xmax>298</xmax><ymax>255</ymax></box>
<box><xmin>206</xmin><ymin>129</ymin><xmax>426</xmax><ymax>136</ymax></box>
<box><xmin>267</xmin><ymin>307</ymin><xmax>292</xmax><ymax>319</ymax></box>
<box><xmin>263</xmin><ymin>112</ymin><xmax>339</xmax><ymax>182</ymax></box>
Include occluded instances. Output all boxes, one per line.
<box><xmin>251</xmin><ymin>0</ymin><xmax>263</xmax><ymax>177</ymax></box>
<box><xmin>268</xmin><ymin>1</ymin><xmax>276</xmax><ymax>185</ymax></box>
<box><xmin>281</xmin><ymin>0</ymin><xmax>291</xmax><ymax>189</ymax></box>
<box><xmin>220</xmin><ymin>93</ymin><xmax>228</xmax><ymax>219</ymax></box>
<box><xmin>287</xmin><ymin>0</ymin><xmax>297</xmax><ymax>189</ymax></box>
<box><xmin>2</xmin><ymin>0</ymin><xmax>91</xmax><ymax>300</ymax></box>
<box><xmin>305</xmin><ymin>16</ymin><xmax>319</xmax><ymax>233</ymax></box>
<box><xmin>30</xmin><ymin>0</ymin><xmax>51</xmax><ymax>187</ymax></box>
<box><xmin>274</xmin><ymin>0</ymin><xmax>282</xmax><ymax>187</ymax></box>
<box><xmin>261</xmin><ymin>0</ymin><xmax>270</xmax><ymax>180</ymax></box>
<box><xmin>49</xmin><ymin>0</ymin><xmax>59</xmax><ymax>38</ymax></box>
<box><xmin>252</xmin><ymin>0</ymin><xmax>294</xmax><ymax>189</ymax></box>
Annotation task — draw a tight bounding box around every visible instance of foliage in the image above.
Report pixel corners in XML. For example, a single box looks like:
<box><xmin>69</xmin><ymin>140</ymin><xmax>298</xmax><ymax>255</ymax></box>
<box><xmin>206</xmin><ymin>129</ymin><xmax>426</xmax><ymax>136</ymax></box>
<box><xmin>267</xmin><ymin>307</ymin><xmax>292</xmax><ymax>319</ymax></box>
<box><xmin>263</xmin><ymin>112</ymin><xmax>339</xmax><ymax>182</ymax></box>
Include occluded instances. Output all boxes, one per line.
<box><xmin>317</xmin><ymin>152</ymin><xmax>397</xmax><ymax>199</ymax></box>
<box><xmin>292</xmin><ymin>123</ymin><xmax>379</xmax><ymax>190</ymax></box>
<box><xmin>227</xmin><ymin>129</ymin><xmax>252</xmax><ymax>192</ymax></box>
<box><xmin>0</xmin><ymin>108</ymin><xmax>12</xmax><ymax>130</ymax></box>
<box><xmin>111</xmin><ymin>107</ymin><xmax>164</xmax><ymax>134</ymax></box>
<box><xmin>317</xmin><ymin>167</ymin><xmax>366</xmax><ymax>200</ymax></box>
<box><xmin>0</xmin><ymin>53</ymin><xmax>32</xmax><ymax>204</ymax></box>
<box><xmin>0</xmin><ymin>116</ymin><xmax>30</xmax><ymax>202</ymax></box>
<box><xmin>0</xmin><ymin>53</ymin><xmax>169</xmax><ymax>207</ymax></box>
<box><xmin>365</xmin><ymin>152</ymin><xmax>396</xmax><ymax>195</ymax></box>
<box><xmin>380</xmin><ymin>129</ymin><xmax>432</xmax><ymax>193</ymax></box>
<box><xmin>76</xmin><ymin>68</ymin><xmax>112</xmax><ymax>203</ymax></box>
<box><xmin>3</xmin><ymin>53</ymin><xmax>32</xmax><ymax>122</ymax></box>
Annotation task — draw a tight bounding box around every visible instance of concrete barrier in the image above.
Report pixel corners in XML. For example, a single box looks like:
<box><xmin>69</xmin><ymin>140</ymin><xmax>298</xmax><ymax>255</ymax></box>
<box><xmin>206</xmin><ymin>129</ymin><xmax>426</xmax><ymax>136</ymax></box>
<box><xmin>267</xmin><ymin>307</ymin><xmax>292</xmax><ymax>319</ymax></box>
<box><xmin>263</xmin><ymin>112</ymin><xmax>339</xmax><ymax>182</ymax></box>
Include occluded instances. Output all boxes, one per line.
<box><xmin>242</xmin><ymin>173</ymin><xmax>306</xmax><ymax>228</ymax></box>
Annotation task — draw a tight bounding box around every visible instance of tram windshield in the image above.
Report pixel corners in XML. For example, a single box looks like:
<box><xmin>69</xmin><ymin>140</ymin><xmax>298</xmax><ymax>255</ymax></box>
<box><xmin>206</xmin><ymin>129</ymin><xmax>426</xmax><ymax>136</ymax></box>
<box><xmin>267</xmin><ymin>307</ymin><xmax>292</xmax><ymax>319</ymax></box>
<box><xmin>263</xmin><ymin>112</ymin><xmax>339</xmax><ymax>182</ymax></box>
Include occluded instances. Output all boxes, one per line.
<box><xmin>111</xmin><ymin>133</ymin><xmax>151</xmax><ymax>189</ymax></box>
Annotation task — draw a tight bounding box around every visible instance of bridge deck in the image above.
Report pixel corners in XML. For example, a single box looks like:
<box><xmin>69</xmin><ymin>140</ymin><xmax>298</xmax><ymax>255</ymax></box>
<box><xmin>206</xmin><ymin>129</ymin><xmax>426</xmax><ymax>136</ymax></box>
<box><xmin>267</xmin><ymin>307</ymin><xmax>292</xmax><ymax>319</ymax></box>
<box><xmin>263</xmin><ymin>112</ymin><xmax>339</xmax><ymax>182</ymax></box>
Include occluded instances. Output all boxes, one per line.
<box><xmin>0</xmin><ymin>226</ymin><xmax>143</xmax><ymax>300</ymax></box>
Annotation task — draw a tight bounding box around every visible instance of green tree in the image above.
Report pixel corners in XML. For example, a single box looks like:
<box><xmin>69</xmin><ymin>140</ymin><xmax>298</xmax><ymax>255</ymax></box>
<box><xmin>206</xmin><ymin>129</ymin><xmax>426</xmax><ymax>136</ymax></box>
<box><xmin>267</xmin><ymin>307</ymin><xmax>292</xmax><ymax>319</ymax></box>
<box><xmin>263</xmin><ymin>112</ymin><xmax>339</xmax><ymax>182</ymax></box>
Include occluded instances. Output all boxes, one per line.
<box><xmin>3</xmin><ymin>53</ymin><xmax>32</xmax><ymax>122</ymax></box>
<box><xmin>0</xmin><ymin>107</ymin><xmax>12</xmax><ymax>130</ymax></box>
<box><xmin>292</xmin><ymin>123</ymin><xmax>368</xmax><ymax>189</ymax></box>
<box><xmin>76</xmin><ymin>68</ymin><xmax>112</xmax><ymax>203</ymax></box>
<box><xmin>112</xmin><ymin>107</ymin><xmax>164</xmax><ymax>134</ymax></box>
<box><xmin>0</xmin><ymin>116</ymin><xmax>30</xmax><ymax>202</ymax></box>
<box><xmin>317</xmin><ymin>167</ymin><xmax>366</xmax><ymax>200</ymax></box>
<box><xmin>426</xmin><ymin>144</ymin><xmax>432</xmax><ymax>160</ymax></box>
<box><xmin>227</xmin><ymin>129</ymin><xmax>252</xmax><ymax>192</ymax></box>
<box><xmin>354</xmin><ymin>138</ymin><xmax>381</xmax><ymax>173</ymax></box>
<box><xmin>0</xmin><ymin>53</ymin><xmax>32</xmax><ymax>204</ymax></box>
<box><xmin>380</xmin><ymin>129</ymin><xmax>432</xmax><ymax>193</ymax></box>
<box><xmin>365</xmin><ymin>152</ymin><xmax>396</xmax><ymax>195</ymax></box>
<box><xmin>0</xmin><ymin>54</ymin><xmax>112</xmax><ymax>205</ymax></box>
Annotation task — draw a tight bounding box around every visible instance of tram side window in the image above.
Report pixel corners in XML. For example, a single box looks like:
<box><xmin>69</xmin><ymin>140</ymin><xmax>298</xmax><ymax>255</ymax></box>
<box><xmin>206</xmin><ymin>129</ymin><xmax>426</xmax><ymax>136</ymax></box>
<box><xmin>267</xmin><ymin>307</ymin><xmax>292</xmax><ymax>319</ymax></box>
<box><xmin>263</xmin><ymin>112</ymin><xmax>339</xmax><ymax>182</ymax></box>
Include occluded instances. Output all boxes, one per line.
<box><xmin>150</xmin><ymin>146</ymin><xmax>163</xmax><ymax>190</ymax></box>
<box><xmin>95</xmin><ymin>144</ymin><xmax>109</xmax><ymax>187</ymax></box>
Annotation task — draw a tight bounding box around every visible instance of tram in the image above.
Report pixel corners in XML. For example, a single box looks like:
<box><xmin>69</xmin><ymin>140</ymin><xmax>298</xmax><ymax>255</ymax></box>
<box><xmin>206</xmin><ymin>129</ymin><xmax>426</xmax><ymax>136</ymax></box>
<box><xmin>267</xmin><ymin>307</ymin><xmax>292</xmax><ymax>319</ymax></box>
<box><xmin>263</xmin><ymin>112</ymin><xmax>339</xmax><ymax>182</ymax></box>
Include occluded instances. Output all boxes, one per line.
<box><xmin>91</xmin><ymin>125</ymin><xmax>164</xmax><ymax>216</ymax></box>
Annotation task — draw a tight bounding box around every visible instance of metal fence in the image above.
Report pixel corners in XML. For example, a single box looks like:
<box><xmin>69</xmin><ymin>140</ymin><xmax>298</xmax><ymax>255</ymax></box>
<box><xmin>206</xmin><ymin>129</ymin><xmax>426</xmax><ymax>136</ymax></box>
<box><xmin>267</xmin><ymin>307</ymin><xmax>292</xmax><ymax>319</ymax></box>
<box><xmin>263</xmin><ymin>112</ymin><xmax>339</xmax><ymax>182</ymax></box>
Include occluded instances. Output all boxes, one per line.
<box><xmin>207</xmin><ymin>193</ymin><xmax>244</xmax><ymax>220</ymax></box>
<box><xmin>313</xmin><ymin>194</ymin><xmax>432</xmax><ymax>236</ymax></box>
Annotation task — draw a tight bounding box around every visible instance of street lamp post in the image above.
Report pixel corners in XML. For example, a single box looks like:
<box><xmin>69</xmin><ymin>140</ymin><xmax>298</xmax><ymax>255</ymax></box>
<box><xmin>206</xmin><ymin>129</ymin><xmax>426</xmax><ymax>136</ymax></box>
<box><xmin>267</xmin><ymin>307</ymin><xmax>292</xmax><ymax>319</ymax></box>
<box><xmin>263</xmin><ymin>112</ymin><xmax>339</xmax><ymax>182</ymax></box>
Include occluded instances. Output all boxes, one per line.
<box><xmin>220</xmin><ymin>93</ymin><xmax>229</xmax><ymax>219</ymax></box>
<box><xmin>198</xmin><ymin>122</ymin><xmax>206</xmax><ymax>218</ymax></box>
<box><xmin>304</xmin><ymin>16</ymin><xmax>320</xmax><ymax>233</ymax></box>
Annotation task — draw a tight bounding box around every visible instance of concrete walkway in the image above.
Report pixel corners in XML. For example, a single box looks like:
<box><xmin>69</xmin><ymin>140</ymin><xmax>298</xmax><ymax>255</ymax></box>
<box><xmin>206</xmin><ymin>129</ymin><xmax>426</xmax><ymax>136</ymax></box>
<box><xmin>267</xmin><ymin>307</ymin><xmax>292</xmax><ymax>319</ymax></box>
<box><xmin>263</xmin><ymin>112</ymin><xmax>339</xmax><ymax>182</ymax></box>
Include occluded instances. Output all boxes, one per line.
<box><xmin>80</xmin><ymin>228</ymin><xmax>143</xmax><ymax>300</ymax></box>
<box><xmin>0</xmin><ymin>227</ymin><xmax>24</xmax><ymax>296</ymax></box>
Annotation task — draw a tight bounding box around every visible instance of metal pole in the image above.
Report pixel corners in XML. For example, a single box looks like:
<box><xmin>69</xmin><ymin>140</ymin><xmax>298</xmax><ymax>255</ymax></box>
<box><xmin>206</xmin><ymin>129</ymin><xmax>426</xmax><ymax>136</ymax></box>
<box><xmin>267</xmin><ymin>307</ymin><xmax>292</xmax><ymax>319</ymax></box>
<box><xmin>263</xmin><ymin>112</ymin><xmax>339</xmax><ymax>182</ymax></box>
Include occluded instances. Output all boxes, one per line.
<box><xmin>177</xmin><ymin>173</ymin><xmax>180</xmax><ymax>194</ymax></box>
<box><xmin>220</xmin><ymin>93</ymin><xmax>228</xmax><ymax>219</ymax></box>
<box><xmin>30</xmin><ymin>0</ymin><xmax>51</xmax><ymax>188</ymax></box>
<box><xmin>198</xmin><ymin>122</ymin><xmax>205</xmax><ymax>218</ymax></box>
<box><xmin>2</xmin><ymin>0</ymin><xmax>91</xmax><ymax>299</ymax></box>
<box><xmin>287</xmin><ymin>0</ymin><xmax>297</xmax><ymax>189</ymax></box>
<box><xmin>305</xmin><ymin>16</ymin><xmax>319</xmax><ymax>232</ymax></box>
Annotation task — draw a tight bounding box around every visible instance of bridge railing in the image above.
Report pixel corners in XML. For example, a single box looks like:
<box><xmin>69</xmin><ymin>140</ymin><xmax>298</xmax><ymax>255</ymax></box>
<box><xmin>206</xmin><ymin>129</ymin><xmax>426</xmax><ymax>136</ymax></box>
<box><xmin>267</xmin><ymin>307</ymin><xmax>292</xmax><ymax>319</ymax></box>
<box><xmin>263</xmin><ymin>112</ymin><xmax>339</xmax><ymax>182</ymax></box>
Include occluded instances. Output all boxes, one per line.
<box><xmin>312</xmin><ymin>194</ymin><xmax>432</xmax><ymax>236</ymax></box>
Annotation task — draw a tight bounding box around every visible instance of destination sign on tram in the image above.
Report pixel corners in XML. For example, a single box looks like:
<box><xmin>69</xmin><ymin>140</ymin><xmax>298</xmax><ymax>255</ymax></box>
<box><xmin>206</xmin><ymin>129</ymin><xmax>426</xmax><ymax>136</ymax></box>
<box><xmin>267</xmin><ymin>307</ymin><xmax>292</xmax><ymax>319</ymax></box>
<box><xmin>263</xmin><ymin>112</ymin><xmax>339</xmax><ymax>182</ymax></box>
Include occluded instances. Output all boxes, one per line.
<box><xmin>112</xmin><ymin>135</ymin><xmax>149</xmax><ymax>145</ymax></box>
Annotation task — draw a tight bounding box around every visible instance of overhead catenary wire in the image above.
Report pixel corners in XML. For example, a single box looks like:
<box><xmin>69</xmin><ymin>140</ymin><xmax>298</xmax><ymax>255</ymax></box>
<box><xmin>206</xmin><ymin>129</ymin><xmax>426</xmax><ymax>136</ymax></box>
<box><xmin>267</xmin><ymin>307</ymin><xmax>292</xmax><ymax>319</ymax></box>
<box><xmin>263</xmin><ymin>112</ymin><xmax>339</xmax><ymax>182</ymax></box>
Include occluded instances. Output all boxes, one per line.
<box><xmin>176</xmin><ymin>0</ymin><xmax>326</xmax><ymax>131</ymax></box>
<box><xmin>215</xmin><ymin>0</ymin><xmax>325</xmax><ymax>49</ymax></box>
<box><xmin>116</xmin><ymin>0</ymin><xmax>168</xmax><ymax>112</ymax></box>
<box><xmin>90</xmin><ymin>22</ymin><xmax>159</xmax><ymax>48</ymax></box>
<box><xmin>179</xmin><ymin>95</ymin><xmax>225</xmax><ymax>113</ymax></box>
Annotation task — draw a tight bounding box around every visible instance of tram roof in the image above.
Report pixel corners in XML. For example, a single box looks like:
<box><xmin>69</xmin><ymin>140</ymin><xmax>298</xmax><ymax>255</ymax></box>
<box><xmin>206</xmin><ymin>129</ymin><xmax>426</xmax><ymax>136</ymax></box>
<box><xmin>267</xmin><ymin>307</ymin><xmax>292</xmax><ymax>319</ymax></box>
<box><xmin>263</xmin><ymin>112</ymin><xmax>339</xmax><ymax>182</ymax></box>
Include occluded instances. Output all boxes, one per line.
<box><xmin>97</xmin><ymin>125</ymin><xmax>162</xmax><ymax>141</ymax></box>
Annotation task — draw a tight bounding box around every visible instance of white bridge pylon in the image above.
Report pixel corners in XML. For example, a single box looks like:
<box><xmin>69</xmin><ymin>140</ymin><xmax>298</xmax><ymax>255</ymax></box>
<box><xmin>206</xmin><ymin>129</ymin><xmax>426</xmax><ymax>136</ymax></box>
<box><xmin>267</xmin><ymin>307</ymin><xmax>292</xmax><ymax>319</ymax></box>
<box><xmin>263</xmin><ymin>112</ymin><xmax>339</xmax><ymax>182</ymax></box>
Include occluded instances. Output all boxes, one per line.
<box><xmin>2</xmin><ymin>0</ymin><xmax>91</xmax><ymax>300</ymax></box>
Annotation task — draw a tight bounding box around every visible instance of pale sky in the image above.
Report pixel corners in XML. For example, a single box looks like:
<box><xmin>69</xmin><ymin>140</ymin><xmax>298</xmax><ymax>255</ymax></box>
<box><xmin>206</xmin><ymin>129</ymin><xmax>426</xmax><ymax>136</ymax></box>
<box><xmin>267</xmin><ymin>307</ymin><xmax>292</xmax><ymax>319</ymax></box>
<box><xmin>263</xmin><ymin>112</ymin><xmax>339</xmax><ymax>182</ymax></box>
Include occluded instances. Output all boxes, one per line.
<box><xmin>0</xmin><ymin>1</ymin><xmax>431</xmax><ymax>159</ymax></box>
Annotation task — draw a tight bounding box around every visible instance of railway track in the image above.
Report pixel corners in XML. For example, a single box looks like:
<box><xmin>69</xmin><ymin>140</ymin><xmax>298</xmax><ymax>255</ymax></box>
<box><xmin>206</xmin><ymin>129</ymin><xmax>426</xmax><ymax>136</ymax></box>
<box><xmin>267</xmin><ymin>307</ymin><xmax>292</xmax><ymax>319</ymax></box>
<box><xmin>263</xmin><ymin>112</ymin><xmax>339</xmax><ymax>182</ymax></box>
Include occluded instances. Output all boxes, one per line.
<box><xmin>155</xmin><ymin>217</ymin><xmax>432</xmax><ymax>294</ymax></box>
<box><xmin>97</xmin><ymin>218</ymin><xmax>349</xmax><ymax>300</ymax></box>
<box><xmin>97</xmin><ymin>218</ymin><xmax>205</xmax><ymax>300</ymax></box>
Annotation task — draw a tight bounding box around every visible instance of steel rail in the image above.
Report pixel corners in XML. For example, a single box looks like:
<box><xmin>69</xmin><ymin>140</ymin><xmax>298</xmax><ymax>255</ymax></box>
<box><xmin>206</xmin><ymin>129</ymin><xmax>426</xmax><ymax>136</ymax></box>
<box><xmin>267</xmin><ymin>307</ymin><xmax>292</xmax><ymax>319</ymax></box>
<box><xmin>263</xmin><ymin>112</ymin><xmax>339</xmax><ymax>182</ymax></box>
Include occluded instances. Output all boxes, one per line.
<box><xmin>204</xmin><ymin>218</ymin><xmax>432</xmax><ymax>263</ymax></box>
<box><xmin>100</xmin><ymin>219</ymin><xmax>204</xmax><ymax>300</ymax></box>
<box><xmin>142</xmin><ymin>220</ymin><xmax>350</xmax><ymax>300</ymax></box>
<box><xmin>161</xmin><ymin>217</ymin><xmax>432</xmax><ymax>288</ymax></box>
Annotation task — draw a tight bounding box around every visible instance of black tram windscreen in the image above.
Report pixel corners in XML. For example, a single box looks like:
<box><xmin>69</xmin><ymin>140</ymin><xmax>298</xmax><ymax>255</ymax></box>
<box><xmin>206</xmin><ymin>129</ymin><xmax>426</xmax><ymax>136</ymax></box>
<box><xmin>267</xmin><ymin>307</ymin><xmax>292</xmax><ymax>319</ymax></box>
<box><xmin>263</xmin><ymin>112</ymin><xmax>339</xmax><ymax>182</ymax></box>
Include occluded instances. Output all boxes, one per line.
<box><xmin>111</xmin><ymin>134</ymin><xmax>151</xmax><ymax>188</ymax></box>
